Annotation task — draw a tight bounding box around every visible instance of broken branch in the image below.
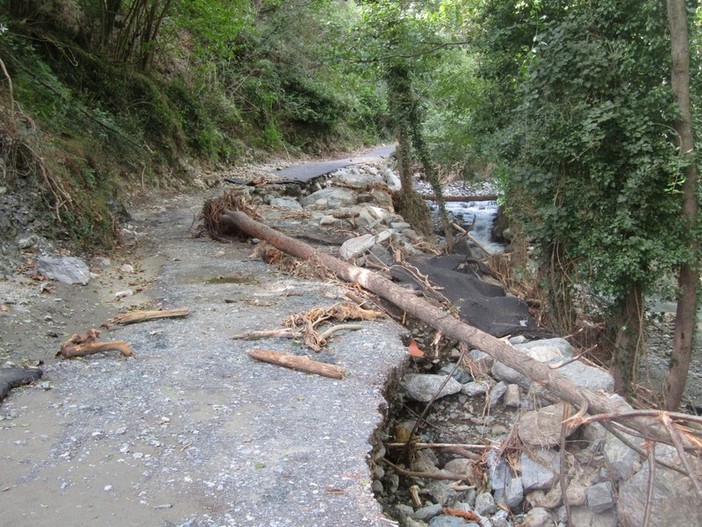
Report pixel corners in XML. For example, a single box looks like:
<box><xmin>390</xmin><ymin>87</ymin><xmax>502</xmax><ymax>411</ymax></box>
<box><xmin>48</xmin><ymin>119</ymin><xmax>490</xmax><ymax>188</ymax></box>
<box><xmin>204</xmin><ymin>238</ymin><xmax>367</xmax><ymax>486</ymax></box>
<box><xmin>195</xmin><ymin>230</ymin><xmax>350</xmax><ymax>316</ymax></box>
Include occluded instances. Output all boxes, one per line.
<box><xmin>104</xmin><ymin>308</ymin><xmax>189</xmax><ymax>327</ymax></box>
<box><xmin>58</xmin><ymin>340</ymin><xmax>134</xmax><ymax>359</ymax></box>
<box><xmin>248</xmin><ymin>349</ymin><xmax>345</xmax><ymax>379</ymax></box>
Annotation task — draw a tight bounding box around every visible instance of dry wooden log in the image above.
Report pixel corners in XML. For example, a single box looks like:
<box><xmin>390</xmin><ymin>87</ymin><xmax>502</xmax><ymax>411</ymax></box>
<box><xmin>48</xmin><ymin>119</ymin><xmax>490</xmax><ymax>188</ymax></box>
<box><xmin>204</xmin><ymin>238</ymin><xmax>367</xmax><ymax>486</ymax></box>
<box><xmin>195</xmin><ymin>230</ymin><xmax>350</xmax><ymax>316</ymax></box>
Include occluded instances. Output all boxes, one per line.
<box><xmin>248</xmin><ymin>349</ymin><xmax>345</xmax><ymax>379</ymax></box>
<box><xmin>220</xmin><ymin>209</ymin><xmax>700</xmax><ymax>448</ymax></box>
<box><xmin>232</xmin><ymin>329</ymin><xmax>295</xmax><ymax>340</ymax></box>
<box><xmin>104</xmin><ymin>308</ymin><xmax>189</xmax><ymax>327</ymax></box>
<box><xmin>58</xmin><ymin>340</ymin><xmax>134</xmax><ymax>359</ymax></box>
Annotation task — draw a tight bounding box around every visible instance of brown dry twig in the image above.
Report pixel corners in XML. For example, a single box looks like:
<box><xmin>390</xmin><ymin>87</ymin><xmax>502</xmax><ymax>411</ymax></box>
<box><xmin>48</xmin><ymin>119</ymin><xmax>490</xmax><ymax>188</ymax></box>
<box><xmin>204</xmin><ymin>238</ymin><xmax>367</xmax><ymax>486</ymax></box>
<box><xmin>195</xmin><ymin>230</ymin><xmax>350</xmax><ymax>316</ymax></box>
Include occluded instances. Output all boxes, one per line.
<box><xmin>103</xmin><ymin>308</ymin><xmax>189</xmax><ymax>328</ymax></box>
<box><xmin>248</xmin><ymin>349</ymin><xmax>344</xmax><ymax>379</ymax></box>
<box><xmin>442</xmin><ymin>509</ymin><xmax>483</xmax><ymax>525</ymax></box>
<box><xmin>58</xmin><ymin>328</ymin><xmax>133</xmax><ymax>359</ymax></box>
<box><xmin>233</xmin><ymin>302</ymin><xmax>383</xmax><ymax>352</ymax></box>
<box><xmin>199</xmin><ymin>189</ymin><xmax>261</xmax><ymax>241</ymax></box>
<box><xmin>382</xmin><ymin>458</ymin><xmax>467</xmax><ymax>482</ymax></box>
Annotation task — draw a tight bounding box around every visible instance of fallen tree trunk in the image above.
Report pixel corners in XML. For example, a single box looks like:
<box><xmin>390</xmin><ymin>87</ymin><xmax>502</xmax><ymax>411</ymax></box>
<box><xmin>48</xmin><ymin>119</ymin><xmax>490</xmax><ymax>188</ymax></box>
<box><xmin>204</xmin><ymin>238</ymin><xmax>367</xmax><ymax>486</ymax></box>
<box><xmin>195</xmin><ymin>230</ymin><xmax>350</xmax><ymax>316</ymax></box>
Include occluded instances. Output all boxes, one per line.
<box><xmin>421</xmin><ymin>194</ymin><xmax>498</xmax><ymax>202</ymax></box>
<box><xmin>248</xmin><ymin>349</ymin><xmax>345</xmax><ymax>379</ymax></box>
<box><xmin>220</xmin><ymin>210</ymin><xmax>699</xmax><ymax>448</ymax></box>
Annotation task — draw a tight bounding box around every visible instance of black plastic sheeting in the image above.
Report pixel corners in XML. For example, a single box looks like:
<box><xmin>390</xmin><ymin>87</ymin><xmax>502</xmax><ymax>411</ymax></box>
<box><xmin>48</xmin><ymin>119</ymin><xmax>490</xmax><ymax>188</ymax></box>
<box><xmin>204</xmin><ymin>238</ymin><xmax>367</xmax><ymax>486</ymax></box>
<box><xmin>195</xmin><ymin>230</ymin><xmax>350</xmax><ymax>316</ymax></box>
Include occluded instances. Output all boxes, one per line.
<box><xmin>391</xmin><ymin>254</ymin><xmax>545</xmax><ymax>338</ymax></box>
<box><xmin>0</xmin><ymin>367</ymin><xmax>43</xmax><ymax>403</ymax></box>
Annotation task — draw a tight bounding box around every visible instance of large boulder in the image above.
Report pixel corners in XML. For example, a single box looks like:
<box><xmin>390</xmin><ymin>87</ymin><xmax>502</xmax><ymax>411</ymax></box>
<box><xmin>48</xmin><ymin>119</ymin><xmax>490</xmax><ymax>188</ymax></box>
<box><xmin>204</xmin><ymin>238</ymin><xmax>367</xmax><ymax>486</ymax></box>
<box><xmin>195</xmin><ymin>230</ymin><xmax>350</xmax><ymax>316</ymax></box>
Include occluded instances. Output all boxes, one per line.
<box><xmin>618</xmin><ymin>454</ymin><xmax>702</xmax><ymax>527</ymax></box>
<box><xmin>492</xmin><ymin>338</ymin><xmax>614</xmax><ymax>392</ymax></box>
<box><xmin>301</xmin><ymin>187</ymin><xmax>356</xmax><ymax>210</ymax></box>
<box><xmin>37</xmin><ymin>256</ymin><xmax>91</xmax><ymax>285</ymax></box>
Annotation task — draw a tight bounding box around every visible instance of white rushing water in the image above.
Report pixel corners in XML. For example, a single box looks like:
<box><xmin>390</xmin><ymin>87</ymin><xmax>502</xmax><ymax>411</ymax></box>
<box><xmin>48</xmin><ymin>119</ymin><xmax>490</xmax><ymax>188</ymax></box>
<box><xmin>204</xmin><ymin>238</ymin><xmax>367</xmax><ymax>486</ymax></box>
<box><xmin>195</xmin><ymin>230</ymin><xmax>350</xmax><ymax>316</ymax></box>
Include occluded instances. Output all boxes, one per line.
<box><xmin>427</xmin><ymin>199</ymin><xmax>505</xmax><ymax>254</ymax></box>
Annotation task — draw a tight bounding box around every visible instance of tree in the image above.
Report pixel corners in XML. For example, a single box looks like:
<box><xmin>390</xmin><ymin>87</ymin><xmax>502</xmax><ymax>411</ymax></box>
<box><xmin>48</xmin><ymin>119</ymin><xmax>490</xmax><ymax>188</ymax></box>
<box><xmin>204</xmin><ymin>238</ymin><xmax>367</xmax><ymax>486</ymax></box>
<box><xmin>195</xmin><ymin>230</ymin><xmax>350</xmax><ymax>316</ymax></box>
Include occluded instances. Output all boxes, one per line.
<box><xmin>474</xmin><ymin>0</ymin><xmax>689</xmax><ymax>396</ymax></box>
<box><xmin>662</xmin><ymin>0</ymin><xmax>700</xmax><ymax>411</ymax></box>
<box><xmin>356</xmin><ymin>0</ymin><xmax>458</xmax><ymax>246</ymax></box>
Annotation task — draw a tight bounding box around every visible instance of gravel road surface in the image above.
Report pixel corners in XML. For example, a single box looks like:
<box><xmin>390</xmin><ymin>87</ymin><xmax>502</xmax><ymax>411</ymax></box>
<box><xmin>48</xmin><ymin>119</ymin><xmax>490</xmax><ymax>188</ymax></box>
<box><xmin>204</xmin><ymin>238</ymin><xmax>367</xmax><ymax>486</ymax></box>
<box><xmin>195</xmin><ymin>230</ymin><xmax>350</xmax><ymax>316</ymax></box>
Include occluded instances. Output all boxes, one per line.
<box><xmin>0</xmin><ymin>186</ymin><xmax>407</xmax><ymax>527</ymax></box>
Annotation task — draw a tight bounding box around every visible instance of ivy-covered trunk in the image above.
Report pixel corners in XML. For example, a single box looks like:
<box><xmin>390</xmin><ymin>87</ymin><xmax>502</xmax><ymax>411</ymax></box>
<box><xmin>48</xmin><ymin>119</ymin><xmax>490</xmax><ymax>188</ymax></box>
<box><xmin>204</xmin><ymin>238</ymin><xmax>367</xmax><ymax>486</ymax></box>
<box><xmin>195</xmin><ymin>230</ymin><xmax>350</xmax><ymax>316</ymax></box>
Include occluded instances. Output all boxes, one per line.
<box><xmin>662</xmin><ymin>0</ymin><xmax>699</xmax><ymax>411</ymax></box>
<box><xmin>610</xmin><ymin>284</ymin><xmax>644</xmax><ymax>396</ymax></box>
<box><xmin>386</xmin><ymin>65</ymin><xmax>431</xmax><ymax>236</ymax></box>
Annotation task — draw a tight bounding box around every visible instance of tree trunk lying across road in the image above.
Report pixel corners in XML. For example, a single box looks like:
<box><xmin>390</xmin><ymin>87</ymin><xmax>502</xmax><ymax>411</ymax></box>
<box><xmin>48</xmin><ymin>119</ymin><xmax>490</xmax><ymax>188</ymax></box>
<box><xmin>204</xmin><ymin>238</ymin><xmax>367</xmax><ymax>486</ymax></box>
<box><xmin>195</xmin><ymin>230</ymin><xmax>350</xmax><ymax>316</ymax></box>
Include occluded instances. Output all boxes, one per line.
<box><xmin>220</xmin><ymin>210</ymin><xmax>699</xmax><ymax>448</ymax></box>
<box><xmin>420</xmin><ymin>194</ymin><xmax>498</xmax><ymax>202</ymax></box>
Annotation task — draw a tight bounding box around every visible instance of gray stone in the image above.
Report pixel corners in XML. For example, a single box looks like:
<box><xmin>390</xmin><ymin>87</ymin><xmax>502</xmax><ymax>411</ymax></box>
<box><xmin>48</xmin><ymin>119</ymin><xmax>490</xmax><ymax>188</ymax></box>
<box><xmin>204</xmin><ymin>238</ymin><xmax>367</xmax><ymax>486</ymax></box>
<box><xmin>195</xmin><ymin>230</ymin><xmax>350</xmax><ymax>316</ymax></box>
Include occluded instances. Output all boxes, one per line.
<box><xmin>439</xmin><ymin>363</ymin><xmax>473</xmax><ymax>384</ymax></box>
<box><xmin>489</xmin><ymin>381</ymin><xmax>508</xmax><ymax>408</ymax></box>
<box><xmin>461</xmin><ymin>380</ymin><xmax>490</xmax><ymax>397</ymax></box>
<box><xmin>394</xmin><ymin>504</ymin><xmax>415</xmax><ymax>518</ymax></box>
<box><xmin>618</xmin><ymin>458</ymin><xmax>702</xmax><ymax>527</ymax></box>
<box><xmin>339</xmin><ymin>229</ymin><xmax>392</xmax><ymax>260</ymax></box>
<box><xmin>318</xmin><ymin>214</ymin><xmax>338</xmax><ymax>226</ymax></box>
<box><xmin>503</xmin><ymin>384</ymin><xmax>521</xmax><ymax>407</ymax></box>
<box><xmin>491</xmin><ymin>338</ymin><xmax>615</xmax><ymax>393</ymax></box>
<box><xmin>404</xmin><ymin>374</ymin><xmax>463</xmax><ymax>402</ymax></box>
<box><xmin>339</xmin><ymin>234</ymin><xmax>375</xmax><ymax>260</ymax></box>
<box><xmin>17</xmin><ymin>234</ymin><xmax>37</xmax><ymax>249</ymax></box>
<box><xmin>91</xmin><ymin>256</ymin><xmax>111</xmax><ymax>269</ymax></box>
<box><xmin>603</xmin><ymin>431</ymin><xmax>642</xmax><ymax>481</ymax></box>
<box><xmin>556</xmin><ymin>360</ymin><xmax>614</xmax><ymax>392</ymax></box>
<box><xmin>520</xmin><ymin>507</ymin><xmax>552</xmax><ymax>527</ymax></box>
<box><xmin>518</xmin><ymin>403</ymin><xmax>577</xmax><ymax>448</ymax></box>
<box><xmin>37</xmin><ymin>256</ymin><xmax>91</xmax><ymax>285</ymax></box>
<box><xmin>521</xmin><ymin>450</ymin><xmax>560</xmax><ymax>491</ymax></box>
<box><xmin>354</xmin><ymin>204</ymin><xmax>390</xmax><ymax>228</ymax></box>
<box><xmin>586</xmin><ymin>481</ymin><xmax>615</xmax><ymax>513</ymax></box>
<box><xmin>383</xmin><ymin>168</ymin><xmax>402</xmax><ymax>190</ymax></box>
<box><xmin>335</xmin><ymin>167</ymin><xmax>378</xmax><ymax>187</ymax></box>
<box><xmin>566</xmin><ymin>506</ymin><xmax>618</xmax><ymax>527</ymax></box>
<box><xmin>427</xmin><ymin>476</ymin><xmax>457</xmax><ymax>506</ymax></box>
<box><xmin>502</xmin><ymin>477</ymin><xmax>524</xmax><ymax>510</ymax></box>
<box><xmin>268</xmin><ymin>197</ymin><xmax>302</xmax><ymax>209</ymax></box>
<box><xmin>444</xmin><ymin>458</ymin><xmax>481</xmax><ymax>486</ymax></box>
<box><xmin>428</xmin><ymin>516</ymin><xmax>472</xmax><ymax>527</ymax></box>
<box><xmin>490</xmin><ymin>509</ymin><xmax>511</xmax><ymax>527</ymax></box>
<box><xmin>487</xmin><ymin>450</ymin><xmax>510</xmax><ymax>501</ymax></box>
<box><xmin>411</xmin><ymin>449</ymin><xmax>438</xmax><ymax>472</ymax></box>
<box><xmin>525</xmin><ymin>488</ymin><xmax>562</xmax><ymax>510</ymax></box>
<box><xmin>368</xmin><ymin>188</ymin><xmax>394</xmax><ymax>209</ymax></box>
<box><xmin>369</xmin><ymin>243</ymin><xmax>394</xmax><ymax>266</ymax></box>
<box><xmin>301</xmin><ymin>187</ymin><xmax>356</xmax><ymax>209</ymax></box>
<box><xmin>474</xmin><ymin>492</ymin><xmax>496</xmax><ymax>516</ymax></box>
<box><xmin>413</xmin><ymin>503</ymin><xmax>443</xmax><ymax>521</ymax></box>
<box><xmin>391</xmin><ymin>221</ymin><xmax>412</xmax><ymax>231</ymax></box>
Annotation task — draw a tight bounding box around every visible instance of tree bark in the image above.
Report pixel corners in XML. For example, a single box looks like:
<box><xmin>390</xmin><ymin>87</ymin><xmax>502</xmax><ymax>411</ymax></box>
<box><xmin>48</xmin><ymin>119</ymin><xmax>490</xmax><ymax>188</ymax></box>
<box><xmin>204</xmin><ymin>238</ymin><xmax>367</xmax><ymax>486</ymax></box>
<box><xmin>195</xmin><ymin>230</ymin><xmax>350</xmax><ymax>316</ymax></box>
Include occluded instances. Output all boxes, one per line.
<box><xmin>610</xmin><ymin>284</ymin><xmax>644</xmax><ymax>396</ymax></box>
<box><xmin>220</xmin><ymin>210</ymin><xmax>696</xmax><ymax>446</ymax></box>
<box><xmin>662</xmin><ymin>0</ymin><xmax>700</xmax><ymax>411</ymax></box>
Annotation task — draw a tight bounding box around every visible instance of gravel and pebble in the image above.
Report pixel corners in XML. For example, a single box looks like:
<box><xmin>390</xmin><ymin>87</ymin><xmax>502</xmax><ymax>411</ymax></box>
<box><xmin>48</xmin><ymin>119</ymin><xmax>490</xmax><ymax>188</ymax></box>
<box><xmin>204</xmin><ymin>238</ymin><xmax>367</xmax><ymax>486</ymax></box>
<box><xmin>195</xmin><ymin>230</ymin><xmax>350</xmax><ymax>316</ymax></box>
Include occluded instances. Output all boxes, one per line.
<box><xmin>0</xmin><ymin>172</ymin><xmax>409</xmax><ymax>526</ymax></box>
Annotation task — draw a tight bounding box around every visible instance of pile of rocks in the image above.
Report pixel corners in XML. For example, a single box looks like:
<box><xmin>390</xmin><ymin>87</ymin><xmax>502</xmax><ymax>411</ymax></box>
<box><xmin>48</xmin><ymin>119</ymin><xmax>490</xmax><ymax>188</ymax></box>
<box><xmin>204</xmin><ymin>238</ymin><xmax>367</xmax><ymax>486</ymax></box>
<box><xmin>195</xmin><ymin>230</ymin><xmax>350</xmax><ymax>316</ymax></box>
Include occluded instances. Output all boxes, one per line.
<box><xmin>247</xmin><ymin>159</ymin><xmax>701</xmax><ymax>527</ymax></box>
<box><xmin>374</xmin><ymin>337</ymin><xmax>702</xmax><ymax>527</ymax></box>
<box><xmin>256</xmin><ymin>161</ymin><xmax>483</xmax><ymax>263</ymax></box>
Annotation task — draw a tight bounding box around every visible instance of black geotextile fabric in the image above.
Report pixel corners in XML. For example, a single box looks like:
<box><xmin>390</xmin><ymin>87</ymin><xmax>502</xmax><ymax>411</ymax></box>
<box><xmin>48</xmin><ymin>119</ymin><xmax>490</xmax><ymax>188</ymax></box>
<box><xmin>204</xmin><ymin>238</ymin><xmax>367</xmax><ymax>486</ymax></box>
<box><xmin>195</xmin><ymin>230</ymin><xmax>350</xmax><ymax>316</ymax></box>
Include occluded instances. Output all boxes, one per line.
<box><xmin>390</xmin><ymin>254</ymin><xmax>542</xmax><ymax>338</ymax></box>
<box><xmin>0</xmin><ymin>367</ymin><xmax>43</xmax><ymax>403</ymax></box>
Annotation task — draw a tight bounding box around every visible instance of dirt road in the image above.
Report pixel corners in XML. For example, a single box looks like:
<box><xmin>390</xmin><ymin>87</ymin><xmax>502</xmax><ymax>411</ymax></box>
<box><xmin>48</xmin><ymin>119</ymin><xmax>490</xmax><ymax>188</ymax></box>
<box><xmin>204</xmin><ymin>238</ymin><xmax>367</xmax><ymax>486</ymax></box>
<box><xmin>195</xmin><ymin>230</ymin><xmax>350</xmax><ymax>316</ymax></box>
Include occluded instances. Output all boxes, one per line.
<box><xmin>0</xmin><ymin>181</ymin><xmax>407</xmax><ymax>526</ymax></box>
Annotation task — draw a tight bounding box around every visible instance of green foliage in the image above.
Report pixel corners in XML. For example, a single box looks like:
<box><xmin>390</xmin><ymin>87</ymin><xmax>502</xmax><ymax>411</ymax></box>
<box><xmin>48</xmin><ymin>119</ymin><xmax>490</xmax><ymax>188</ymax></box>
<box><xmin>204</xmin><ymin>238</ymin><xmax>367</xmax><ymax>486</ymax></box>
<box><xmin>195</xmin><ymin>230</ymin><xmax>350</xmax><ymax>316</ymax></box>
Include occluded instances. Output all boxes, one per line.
<box><xmin>474</xmin><ymin>0</ymin><xmax>693</xmax><ymax>303</ymax></box>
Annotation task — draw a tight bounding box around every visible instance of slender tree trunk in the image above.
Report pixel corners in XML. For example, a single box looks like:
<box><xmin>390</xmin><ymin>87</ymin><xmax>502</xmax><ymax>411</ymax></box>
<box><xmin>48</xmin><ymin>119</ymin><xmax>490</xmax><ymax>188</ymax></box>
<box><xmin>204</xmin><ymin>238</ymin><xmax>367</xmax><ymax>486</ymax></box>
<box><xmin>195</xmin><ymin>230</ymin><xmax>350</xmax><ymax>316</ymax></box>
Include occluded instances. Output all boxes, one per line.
<box><xmin>610</xmin><ymin>284</ymin><xmax>644</xmax><ymax>396</ymax></box>
<box><xmin>407</xmin><ymin>97</ymin><xmax>454</xmax><ymax>250</ymax></box>
<box><xmin>662</xmin><ymin>0</ymin><xmax>699</xmax><ymax>411</ymax></box>
<box><xmin>386</xmin><ymin>65</ymin><xmax>431</xmax><ymax>236</ymax></box>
